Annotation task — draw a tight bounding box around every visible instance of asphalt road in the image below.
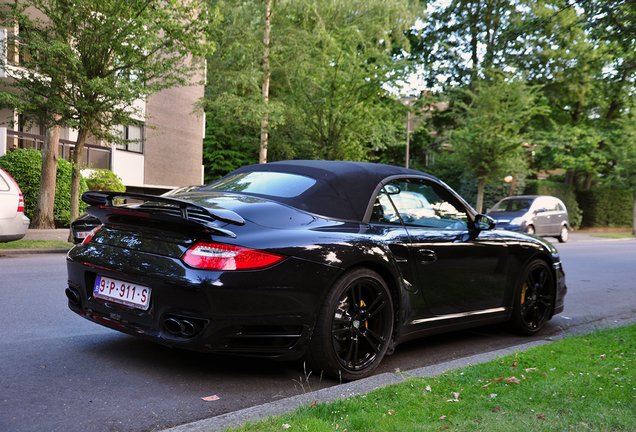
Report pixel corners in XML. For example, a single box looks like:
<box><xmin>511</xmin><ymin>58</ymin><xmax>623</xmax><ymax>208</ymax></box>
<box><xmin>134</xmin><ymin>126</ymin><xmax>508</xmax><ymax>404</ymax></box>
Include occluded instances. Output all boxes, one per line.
<box><xmin>0</xmin><ymin>234</ymin><xmax>635</xmax><ymax>432</ymax></box>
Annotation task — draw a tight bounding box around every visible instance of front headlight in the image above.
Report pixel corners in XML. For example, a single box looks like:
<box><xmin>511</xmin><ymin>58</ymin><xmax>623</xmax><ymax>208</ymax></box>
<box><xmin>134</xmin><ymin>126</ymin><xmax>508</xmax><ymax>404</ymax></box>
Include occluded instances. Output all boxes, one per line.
<box><xmin>509</xmin><ymin>217</ymin><xmax>522</xmax><ymax>226</ymax></box>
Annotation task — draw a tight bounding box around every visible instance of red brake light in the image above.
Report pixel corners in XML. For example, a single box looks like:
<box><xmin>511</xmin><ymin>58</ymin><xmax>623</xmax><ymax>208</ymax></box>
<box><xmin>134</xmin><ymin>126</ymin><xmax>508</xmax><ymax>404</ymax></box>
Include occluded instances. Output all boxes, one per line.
<box><xmin>2</xmin><ymin>169</ymin><xmax>25</xmax><ymax>212</ymax></box>
<box><xmin>81</xmin><ymin>225</ymin><xmax>103</xmax><ymax>245</ymax></box>
<box><xmin>17</xmin><ymin>192</ymin><xmax>24</xmax><ymax>213</ymax></box>
<box><xmin>182</xmin><ymin>242</ymin><xmax>286</xmax><ymax>270</ymax></box>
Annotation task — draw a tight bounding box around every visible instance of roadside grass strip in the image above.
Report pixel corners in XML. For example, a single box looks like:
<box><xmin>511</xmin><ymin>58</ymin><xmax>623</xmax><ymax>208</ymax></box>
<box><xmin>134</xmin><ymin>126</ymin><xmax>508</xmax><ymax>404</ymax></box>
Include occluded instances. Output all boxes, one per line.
<box><xmin>0</xmin><ymin>239</ymin><xmax>71</xmax><ymax>249</ymax></box>
<box><xmin>229</xmin><ymin>324</ymin><xmax>636</xmax><ymax>432</ymax></box>
<box><xmin>591</xmin><ymin>234</ymin><xmax>636</xmax><ymax>239</ymax></box>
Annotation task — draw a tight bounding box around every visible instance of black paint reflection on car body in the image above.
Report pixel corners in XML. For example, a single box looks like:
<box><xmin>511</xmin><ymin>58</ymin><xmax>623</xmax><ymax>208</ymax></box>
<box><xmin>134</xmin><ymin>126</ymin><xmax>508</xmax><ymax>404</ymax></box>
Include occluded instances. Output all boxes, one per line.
<box><xmin>66</xmin><ymin>160</ymin><xmax>566</xmax><ymax>380</ymax></box>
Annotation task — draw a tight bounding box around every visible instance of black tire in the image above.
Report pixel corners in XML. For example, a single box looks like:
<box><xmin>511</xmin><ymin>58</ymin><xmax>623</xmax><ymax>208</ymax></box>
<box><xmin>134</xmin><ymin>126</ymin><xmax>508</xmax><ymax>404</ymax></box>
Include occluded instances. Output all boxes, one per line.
<box><xmin>305</xmin><ymin>268</ymin><xmax>394</xmax><ymax>381</ymax></box>
<box><xmin>526</xmin><ymin>225</ymin><xmax>535</xmax><ymax>235</ymax></box>
<box><xmin>509</xmin><ymin>259</ymin><xmax>554</xmax><ymax>335</ymax></box>
<box><xmin>557</xmin><ymin>225</ymin><xmax>569</xmax><ymax>243</ymax></box>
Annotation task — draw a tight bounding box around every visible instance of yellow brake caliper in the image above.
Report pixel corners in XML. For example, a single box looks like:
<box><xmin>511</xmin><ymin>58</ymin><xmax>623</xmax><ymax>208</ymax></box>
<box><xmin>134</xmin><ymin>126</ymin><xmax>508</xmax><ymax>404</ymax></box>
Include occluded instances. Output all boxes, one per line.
<box><xmin>361</xmin><ymin>300</ymin><xmax>368</xmax><ymax>328</ymax></box>
<box><xmin>521</xmin><ymin>283</ymin><xmax>527</xmax><ymax>305</ymax></box>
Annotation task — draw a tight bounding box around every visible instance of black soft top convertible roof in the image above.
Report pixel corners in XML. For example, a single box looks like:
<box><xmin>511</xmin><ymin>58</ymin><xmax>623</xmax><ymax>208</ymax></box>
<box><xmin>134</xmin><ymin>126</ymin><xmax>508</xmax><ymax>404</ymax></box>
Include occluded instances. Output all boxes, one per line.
<box><xmin>212</xmin><ymin>160</ymin><xmax>436</xmax><ymax>221</ymax></box>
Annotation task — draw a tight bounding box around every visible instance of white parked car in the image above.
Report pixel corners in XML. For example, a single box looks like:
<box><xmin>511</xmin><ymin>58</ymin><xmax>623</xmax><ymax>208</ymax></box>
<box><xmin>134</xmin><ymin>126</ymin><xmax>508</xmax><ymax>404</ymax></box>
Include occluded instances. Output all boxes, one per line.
<box><xmin>0</xmin><ymin>169</ymin><xmax>30</xmax><ymax>242</ymax></box>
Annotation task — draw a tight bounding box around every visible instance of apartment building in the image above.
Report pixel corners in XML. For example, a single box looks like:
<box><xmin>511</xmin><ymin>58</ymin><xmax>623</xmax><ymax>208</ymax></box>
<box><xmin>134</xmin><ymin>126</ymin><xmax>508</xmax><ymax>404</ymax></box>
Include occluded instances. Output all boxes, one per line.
<box><xmin>0</xmin><ymin>6</ymin><xmax>205</xmax><ymax>194</ymax></box>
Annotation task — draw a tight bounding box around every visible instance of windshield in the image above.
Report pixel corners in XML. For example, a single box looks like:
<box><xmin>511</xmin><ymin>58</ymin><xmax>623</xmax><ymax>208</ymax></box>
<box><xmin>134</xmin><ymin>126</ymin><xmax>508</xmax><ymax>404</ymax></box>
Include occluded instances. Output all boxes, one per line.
<box><xmin>490</xmin><ymin>198</ymin><xmax>533</xmax><ymax>213</ymax></box>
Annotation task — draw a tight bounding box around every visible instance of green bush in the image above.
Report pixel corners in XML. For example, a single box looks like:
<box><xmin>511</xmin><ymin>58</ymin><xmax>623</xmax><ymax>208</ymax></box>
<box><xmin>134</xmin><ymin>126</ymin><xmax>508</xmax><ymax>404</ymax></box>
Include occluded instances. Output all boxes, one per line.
<box><xmin>86</xmin><ymin>168</ymin><xmax>126</xmax><ymax>192</ymax></box>
<box><xmin>576</xmin><ymin>188</ymin><xmax>633</xmax><ymax>228</ymax></box>
<box><xmin>525</xmin><ymin>180</ymin><xmax>583</xmax><ymax>229</ymax></box>
<box><xmin>0</xmin><ymin>148</ymin><xmax>88</xmax><ymax>226</ymax></box>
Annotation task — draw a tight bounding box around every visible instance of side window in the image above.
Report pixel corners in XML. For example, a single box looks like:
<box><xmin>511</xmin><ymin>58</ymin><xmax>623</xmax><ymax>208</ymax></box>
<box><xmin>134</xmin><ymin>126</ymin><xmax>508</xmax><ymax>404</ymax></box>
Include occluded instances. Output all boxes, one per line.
<box><xmin>0</xmin><ymin>175</ymin><xmax>9</xmax><ymax>192</ymax></box>
<box><xmin>371</xmin><ymin>179</ymin><xmax>469</xmax><ymax>229</ymax></box>
<box><xmin>545</xmin><ymin>198</ymin><xmax>559</xmax><ymax>212</ymax></box>
<box><xmin>533</xmin><ymin>198</ymin><xmax>548</xmax><ymax>212</ymax></box>
<box><xmin>370</xmin><ymin>189</ymin><xmax>401</xmax><ymax>225</ymax></box>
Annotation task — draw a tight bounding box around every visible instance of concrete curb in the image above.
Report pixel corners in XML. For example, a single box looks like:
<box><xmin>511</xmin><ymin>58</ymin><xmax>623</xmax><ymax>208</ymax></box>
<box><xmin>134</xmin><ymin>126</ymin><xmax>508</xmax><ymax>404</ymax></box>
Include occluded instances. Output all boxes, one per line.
<box><xmin>0</xmin><ymin>247</ymin><xmax>71</xmax><ymax>255</ymax></box>
<box><xmin>161</xmin><ymin>340</ymin><xmax>553</xmax><ymax>432</ymax></box>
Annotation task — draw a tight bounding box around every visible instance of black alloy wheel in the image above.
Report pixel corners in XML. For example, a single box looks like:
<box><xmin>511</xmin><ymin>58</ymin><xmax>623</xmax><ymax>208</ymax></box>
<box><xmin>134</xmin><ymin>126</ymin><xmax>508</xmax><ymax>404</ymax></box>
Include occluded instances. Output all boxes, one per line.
<box><xmin>510</xmin><ymin>259</ymin><xmax>554</xmax><ymax>335</ymax></box>
<box><xmin>305</xmin><ymin>268</ymin><xmax>394</xmax><ymax>381</ymax></box>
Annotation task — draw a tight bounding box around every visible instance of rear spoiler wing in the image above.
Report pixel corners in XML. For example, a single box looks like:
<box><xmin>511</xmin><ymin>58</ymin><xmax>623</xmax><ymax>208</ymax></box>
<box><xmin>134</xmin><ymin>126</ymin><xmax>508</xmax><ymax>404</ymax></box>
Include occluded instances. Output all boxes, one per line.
<box><xmin>82</xmin><ymin>191</ymin><xmax>245</xmax><ymax>238</ymax></box>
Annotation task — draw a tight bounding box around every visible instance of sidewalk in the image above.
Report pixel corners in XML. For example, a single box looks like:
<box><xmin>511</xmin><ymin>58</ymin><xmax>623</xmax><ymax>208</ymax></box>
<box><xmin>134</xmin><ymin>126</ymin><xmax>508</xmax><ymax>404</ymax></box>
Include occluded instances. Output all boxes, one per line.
<box><xmin>23</xmin><ymin>228</ymin><xmax>71</xmax><ymax>242</ymax></box>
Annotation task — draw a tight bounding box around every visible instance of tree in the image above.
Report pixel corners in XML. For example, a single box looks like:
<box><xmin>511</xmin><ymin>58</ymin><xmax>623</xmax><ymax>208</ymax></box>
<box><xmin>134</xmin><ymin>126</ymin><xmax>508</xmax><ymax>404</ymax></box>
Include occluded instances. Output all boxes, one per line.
<box><xmin>0</xmin><ymin>0</ymin><xmax>217</xmax><ymax>237</ymax></box>
<box><xmin>601</xmin><ymin>116</ymin><xmax>636</xmax><ymax>235</ymax></box>
<box><xmin>446</xmin><ymin>73</ymin><xmax>547</xmax><ymax>213</ymax></box>
<box><xmin>575</xmin><ymin>0</ymin><xmax>636</xmax><ymax>122</ymax></box>
<box><xmin>260</xmin><ymin>0</ymin><xmax>273</xmax><ymax>163</ymax></box>
<box><xmin>412</xmin><ymin>0</ymin><xmax>636</xmax><ymax>192</ymax></box>
<box><xmin>412</xmin><ymin>0</ymin><xmax>522</xmax><ymax>89</ymax></box>
<box><xmin>204</xmin><ymin>0</ymin><xmax>422</xmax><ymax>167</ymax></box>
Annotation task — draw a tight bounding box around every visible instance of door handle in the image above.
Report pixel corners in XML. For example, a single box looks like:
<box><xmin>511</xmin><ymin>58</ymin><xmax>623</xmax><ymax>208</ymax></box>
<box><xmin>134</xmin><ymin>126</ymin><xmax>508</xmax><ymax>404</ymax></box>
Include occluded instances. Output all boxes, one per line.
<box><xmin>418</xmin><ymin>249</ymin><xmax>437</xmax><ymax>263</ymax></box>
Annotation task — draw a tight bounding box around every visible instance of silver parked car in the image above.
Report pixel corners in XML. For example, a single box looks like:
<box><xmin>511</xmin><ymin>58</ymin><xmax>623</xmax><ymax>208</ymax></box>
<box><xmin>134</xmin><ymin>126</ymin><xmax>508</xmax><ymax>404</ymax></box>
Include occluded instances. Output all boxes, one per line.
<box><xmin>0</xmin><ymin>169</ymin><xmax>30</xmax><ymax>242</ymax></box>
<box><xmin>487</xmin><ymin>195</ymin><xmax>570</xmax><ymax>242</ymax></box>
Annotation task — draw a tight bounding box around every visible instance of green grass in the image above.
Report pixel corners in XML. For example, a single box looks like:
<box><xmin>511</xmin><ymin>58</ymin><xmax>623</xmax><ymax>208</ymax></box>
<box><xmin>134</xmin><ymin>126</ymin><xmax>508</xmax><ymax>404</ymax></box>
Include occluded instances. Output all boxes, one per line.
<box><xmin>0</xmin><ymin>239</ymin><xmax>72</xmax><ymax>249</ymax></box>
<box><xmin>591</xmin><ymin>234</ymin><xmax>635</xmax><ymax>239</ymax></box>
<box><xmin>230</xmin><ymin>325</ymin><xmax>636</xmax><ymax>432</ymax></box>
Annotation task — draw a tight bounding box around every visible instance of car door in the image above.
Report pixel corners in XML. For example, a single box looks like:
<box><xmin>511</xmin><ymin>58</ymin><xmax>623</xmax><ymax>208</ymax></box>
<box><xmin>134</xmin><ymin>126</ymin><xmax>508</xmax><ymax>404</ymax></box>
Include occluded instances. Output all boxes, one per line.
<box><xmin>546</xmin><ymin>197</ymin><xmax>565</xmax><ymax>235</ymax></box>
<box><xmin>531</xmin><ymin>197</ymin><xmax>551</xmax><ymax>235</ymax></box>
<box><xmin>554</xmin><ymin>199</ymin><xmax>568</xmax><ymax>231</ymax></box>
<box><xmin>382</xmin><ymin>178</ymin><xmax>509</xmax><ymax>317</ymax></box>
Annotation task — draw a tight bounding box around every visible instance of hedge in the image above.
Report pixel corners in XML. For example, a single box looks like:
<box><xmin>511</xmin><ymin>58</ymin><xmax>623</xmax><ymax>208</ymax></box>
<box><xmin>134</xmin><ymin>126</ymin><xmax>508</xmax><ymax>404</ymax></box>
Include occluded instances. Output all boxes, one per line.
<box><xmin>85</xmin><ymin>168</ymin><xmax>126</xmax><ymax>192</ymax></box>
<box><xmin>576</xmin><ymin>188</ymin><xmax>634</xmax><ymax>228</ymax></box>
<box><xmin>525</xmin><ymin>180</ymin><xmax>583</xmax><ymax>229</ymax></box>
<box><xmin>0</xmin><ymin>148</ymin><xmax>88</xmax><ymax>226</ymax></box>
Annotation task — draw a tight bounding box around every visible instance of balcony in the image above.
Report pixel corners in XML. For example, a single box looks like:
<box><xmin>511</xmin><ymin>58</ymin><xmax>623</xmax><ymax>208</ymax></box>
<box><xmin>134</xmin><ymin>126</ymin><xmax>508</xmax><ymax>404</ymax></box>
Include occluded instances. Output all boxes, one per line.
<box><xmin>1</xmin><ymin>128</ymin><xmax>111</xmax><ymax>170</ymax></box>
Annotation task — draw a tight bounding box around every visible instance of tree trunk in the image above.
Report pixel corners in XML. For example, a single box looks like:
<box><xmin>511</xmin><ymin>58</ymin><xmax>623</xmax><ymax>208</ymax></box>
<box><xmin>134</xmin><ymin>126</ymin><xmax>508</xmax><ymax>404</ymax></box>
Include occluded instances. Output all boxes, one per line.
<box><xmin>259</xmin><ymin>0</ymin><xmax>272</xmax><ymax>164</ymax></box>
<box><xmin>632</xmin><ymin>192</ymin><xmax>635</xmax><ymax>237</ymax></box>
<box><xmin>475</xmin><ymin>176</ymin><xmax>486</xmax><ymax>214</ymax></box>
<box><xmin>31</xmin><ymin>125</ymin><xmax>61</xmax><ymax>229</ymax></box>
<box><xmin>67</xmin><ymin>127</ymin><xmax>88</xmax><ymax>242</ymax></box>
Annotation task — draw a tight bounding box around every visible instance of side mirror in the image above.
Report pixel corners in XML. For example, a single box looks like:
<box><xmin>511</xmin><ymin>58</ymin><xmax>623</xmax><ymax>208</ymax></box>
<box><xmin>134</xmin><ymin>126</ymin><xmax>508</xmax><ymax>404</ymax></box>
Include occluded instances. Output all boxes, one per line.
<box><xmin>384</xmin><ymin>184</ymin><xmax>401</xmax><ymax>195</ymax></box>
<box><xmin>475</xmin><ymin>214</ymin><xmax>496</xmax><ymax>231</ymax></box>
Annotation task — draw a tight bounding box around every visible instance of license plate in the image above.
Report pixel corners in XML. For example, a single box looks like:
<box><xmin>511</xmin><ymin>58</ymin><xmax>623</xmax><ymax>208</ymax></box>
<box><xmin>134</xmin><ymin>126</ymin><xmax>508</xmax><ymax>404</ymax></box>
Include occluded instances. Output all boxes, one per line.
<box><xmin>93</xmin><ymin>275</ymin><xmax>151</xmax><ymax>310</ymax></box>
<box><xmin>75</xmin><ymin>231</ymin><xmax>90</xmax><ymax>239</ymax></box>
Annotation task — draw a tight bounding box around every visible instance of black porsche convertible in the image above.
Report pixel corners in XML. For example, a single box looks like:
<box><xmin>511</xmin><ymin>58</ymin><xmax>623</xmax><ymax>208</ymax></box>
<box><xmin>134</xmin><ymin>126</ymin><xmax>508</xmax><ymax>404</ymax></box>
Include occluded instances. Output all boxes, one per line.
<box><xmin>66</xmin><ymin>160</ymin><xmax>566</xmax><ymax>380</ymax></box>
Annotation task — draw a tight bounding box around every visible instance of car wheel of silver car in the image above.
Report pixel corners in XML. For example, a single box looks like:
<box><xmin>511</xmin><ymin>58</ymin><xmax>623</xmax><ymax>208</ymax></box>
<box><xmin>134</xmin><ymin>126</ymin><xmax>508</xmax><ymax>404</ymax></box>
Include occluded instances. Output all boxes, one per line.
<box><xmin>510</xmin><ymin>259</ymin><xmax>554</xmax><ymax>336</ymax></box>
<box><xmin>526</xmin><ymin>225</ymin><xmax>535</xmax><ymax>235</ymax></box>
<box><xmin>305</xmin><ymin>268</ymin><xmax>394</xmax><ymax>381</ymax></box>
<box><xmin>557</xmin><ymin>225</ymin><xmax>569</xmax><ymax>243</ymax></box>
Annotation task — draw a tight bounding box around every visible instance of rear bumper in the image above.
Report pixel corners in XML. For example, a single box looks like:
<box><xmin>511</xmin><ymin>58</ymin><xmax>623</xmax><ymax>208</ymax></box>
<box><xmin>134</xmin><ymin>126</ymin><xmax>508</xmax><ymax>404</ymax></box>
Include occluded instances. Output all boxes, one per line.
<box><xmin>66</xmin><ymin>245</ymin><xmax>339</xmax><ymax>360</ymax></box>
<box><xmin>0</xmin><ymin>214</ymin><xmax>30</xmax><ymax>242</ymax></box>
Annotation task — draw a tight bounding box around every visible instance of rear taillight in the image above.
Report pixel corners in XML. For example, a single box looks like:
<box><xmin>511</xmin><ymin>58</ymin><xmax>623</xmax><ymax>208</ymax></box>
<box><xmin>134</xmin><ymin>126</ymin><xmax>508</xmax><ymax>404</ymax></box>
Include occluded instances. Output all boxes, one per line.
<box><xmin>2</xmin><ymin>169</ymin><xmax>25</xmax><ymax>212</ymax></box>
<box><xmin>81</xmin><ymin>225</ymin><xmax>103</xmax><ymax>245</ymax></box>
<box><xmin>182</xmin><ymin>242</ymin><xmax>286</xmax><ymax>270</ymax></box>
<box><xmin>17</xmin><ymin>192</ymin><xmax>24</xmax><ymax>213</ymax></box>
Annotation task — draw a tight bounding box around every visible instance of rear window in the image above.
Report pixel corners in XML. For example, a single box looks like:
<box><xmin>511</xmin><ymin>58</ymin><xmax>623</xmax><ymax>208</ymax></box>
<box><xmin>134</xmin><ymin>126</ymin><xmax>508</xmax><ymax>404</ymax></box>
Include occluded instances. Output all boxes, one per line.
<box><xmin>202</xmin><ymin>171</ymin><xmax>316</xmax><ymax>198</ymax></box>
<box><xmin>0</xmin><ymin>170</ymin><xmax>11</xmax><ymax>191</ymax></box>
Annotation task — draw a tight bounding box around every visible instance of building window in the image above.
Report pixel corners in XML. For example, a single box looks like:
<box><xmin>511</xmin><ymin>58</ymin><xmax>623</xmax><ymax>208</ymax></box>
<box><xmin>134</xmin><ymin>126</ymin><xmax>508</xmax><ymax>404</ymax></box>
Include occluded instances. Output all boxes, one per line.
<box><xmin>114</xmin><ymin>124</ymin><xmax>143</xmax><ymax>153</ymax></box>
